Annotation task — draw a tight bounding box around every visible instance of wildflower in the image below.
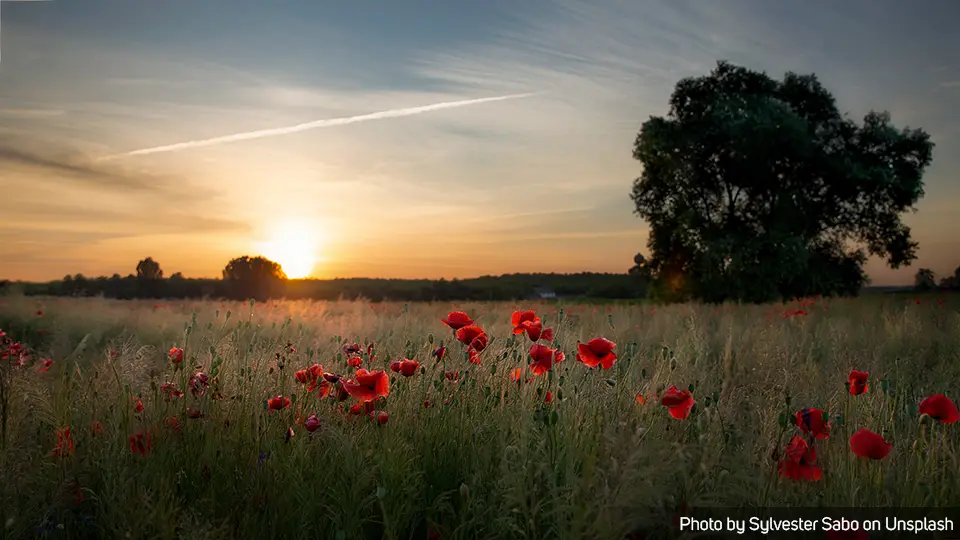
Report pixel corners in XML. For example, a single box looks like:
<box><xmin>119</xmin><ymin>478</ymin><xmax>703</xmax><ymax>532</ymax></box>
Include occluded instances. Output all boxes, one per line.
<box><xmin>169</xmin><ymin>347</ymin><xmax>184</xmax><ymax>364</ymax></box>
<box><xmin>50</xmin><ymin>427</ymin><xmax>74</xmax><ymax>457</ymax></box>
<box><xmin>777</xmin><ymin>436</ymin><xmax>822</xmax><ymax>481</ymax></box>
<box><xmin>341</xmin><ymin>369</ymin><xmax>390</xmax><ymax>402</ymax></box>
<box><xmin>90</xmin><ymin>421</ymin><xmax>105</xmax><ymax>436</ymax></box>
<box><xmin>441</xmin><ymin>311</ymin><xmax>473</xmax><ymax>330</ymax></box>
<box><xmin>163</xmin><ymin>416</ymin><xmax>182</xmax><ymax>433</ymax></box>
<box><xmin>544</xmin><ymin>391</ymin><xmax>553</xmax><ymax>404</ymax></box>
<box><xmin>432</xmin><ymin>346</ymin><xmax>446</xmax><ymax>362</ymax></box>
<box><xmin>133</xmin><ymin>397</ymin><xmax>144</xmax><ymax>413</ymax></box>
<box><xmin>455</xmin><ymin>325</ymin><xmax>488</xmax><ymax>352</ymax></box>
<box><xmin>848</xmin><ymin>370</ymin><xmax>869</xmax><ymax>395</ymax></box>
<box><xmin>389</xmin><ymin>361</ymin><xmax>401</xmax><ymax>373</ymax></box>
<box><xmin>918</xmin><ymin>394</ymin><xmax>960</xmax><ymax>424</ymax></box>
<box><xmin>129</xmin><ymin>431</ymin><xmax>152</xmax><ymax>456</ymax></box>
<box><xmin>160</xmin><ymin>383</ymin><xmax>184</xmax><ymax>401</ymax></box>
<box><xmin>529</xmin><ymin>344</ymin><xmax>564</xmax><ymax>376</ymax></box>
<box><xmin>660</xmin><ymin>386</ymin><xmax>695</xmax><ymax>420</ymax></box>
<box><xmin>375</xmin><ymin>411</ymin><xmax>389</xmax><ymax>425</ymax></box>
<box><xmin>794</xmin><ymin>408</ymin><xmax>831</xmax><ymax>439</ymax></box>
<box><xmin>304</xmin><ymin>414</ymin><xmax>321</xmax><ymax>433</ymax></box>
<box><xmin>635</xmin><ymin>393</ymin><xmax>645</xmax><ymax>404</ymax></box>
<box><xmin>190</xmin><ymin>372</ymin><xmax>210</xmax><ymax>397</ymax></box>
<box><xmin>38</xmin><ymin>359</ymin><xmax>53</xmax><ymax>373</ymax></box>
<box><xmin>576</xmin><ymin>338</ymin><xmax>617</xmax><ymax>370</ymax></box>
<box><xmin>399</xmin><ymin>359</ymin><xmax>420</xmax><ymax>377</ymax></box>
<box><xmin>468</xmin><ymin>348</ymin><xmax>482</xmax><ymax>365</ymax></box>
<box><xmin>509</xmin><ymin>368</ymin><xmax>523</xmax><ymax>382</ymax></box>
<box><xmin>849</xmin><ymin>429</ymin><xmax>892</xmax><ymax>460</ymax></box>
<box><xmin>347</xmin><ymin>356</ymin><xmax>362</xmax><ymax>368</ymax></box>
<box><xmin>267</xmin><ymin>395</ymin><xmax>292</xmax><ymax>410</ymax></box>
<box><xmin>343</xmin><ymin>343</ymin><xmax>361</xmax><ymax>355</ymax></box>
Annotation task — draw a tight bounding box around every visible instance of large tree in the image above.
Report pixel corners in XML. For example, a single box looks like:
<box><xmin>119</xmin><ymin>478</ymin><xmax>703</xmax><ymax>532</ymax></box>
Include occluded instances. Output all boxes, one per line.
<box><xmin>631</xmin><ymin>61</ymin><xmax>934</xmax><ymax>303</ymax></box>
<box><xmin>221</xmin><ymin>256</ymin><xmax>287</xmax><ymax>301</ymax></box>
<box><xmin>136</xmin><ymin>257</ymin><xmax>163</xmax><ymax>280</ymax></box>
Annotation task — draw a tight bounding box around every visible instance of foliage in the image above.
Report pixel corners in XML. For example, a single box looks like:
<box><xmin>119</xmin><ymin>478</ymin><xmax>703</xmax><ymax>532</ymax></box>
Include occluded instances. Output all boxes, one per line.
<box><xmin>0</xmin><ymin>295</ymin><xmax>958</xmax><ymax>539</ymax></box>
<box><xmin>631</xmin><ymin>61</ymin><xmax>934</xmax><ymax>303</ymax></box>
<box><xmin>914</xmin><ymin>268</ymin><xmax>936</xmax><ymax>291</ymax></box>
<box><xmin>221</xmin><ymin>256</ymin><xmax>288</xmax><ymax>301</ymax></box>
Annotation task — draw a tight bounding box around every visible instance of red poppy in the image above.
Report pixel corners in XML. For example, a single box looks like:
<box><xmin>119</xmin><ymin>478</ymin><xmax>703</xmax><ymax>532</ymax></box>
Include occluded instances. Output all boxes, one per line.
<box><xmin>347</xmin><ymin>356</ymin><xmax>362</xmax><ymax>368</ymax></box>
<box><xmin>511</xmin><ymin>310</ymin><xmax>538</xmax><ymax>334</ymax></box>
<box><xmin>343</xmin><ymin>343</ymin><xmax>361</xmax><ymax>355</ymax></box>
<box><xmin>918</xmin><ymin>394</ymin><xmax>960</xmax><ymax>424</ymax></box>
<box><xmin>342</xmin><ymin>369</ymin><xmax>390</xmax><ymax>402</ymax></box>
<box><xmin>576</xmin><ymin>338</ymin><xmax>617</xmax><ymax>370</ymax></box>
<box><xmin>441</xmin><ymin>311</ymin><xmax>474</xmax><ymax>330</ymax></box>
<box><xmin>468</xmin><ymin>349</ymin><xmax>482</xmax><ymax>365</ymax></box>
<box><xmin>186</xmin><ymin>407</ymin><xmax>203</xmax><ymax>419</ymax></box>
<box><xmin>544</xmin><ymin>391</ymin><xmax>553</xmax><ymax>404</ymax></box>
<box><xmin>432</xmin><ymin>346</ymin><xmax>446</xmax><ymax>362</ymax></box>
<box><xmin>169</xmin><ymin>347</ymin><xmax>183</xmax><ymax>364</ymax></box>
<box><xmin>455</xmin><ymin>325</ymin><xmax>488</xmax><ymax>351</ymax></box>
<box><xmin>50</xmin><ymin>427</ymin><xmax>74</xmax><ymax>457</ymax></box>
<box><xmin>267</xmin><ymin>395</ymin><xmax>292</xmax><ymax>410</ymax></box>
<box><xmin>848</xmin><ymin>370</ymin><xmax>869</xmax><ymax>395</ymax></box>
<box><xmin>444</xmin><ymin>371</ymin><xmax>461</xmax><ymax>382</ymax></box>
<box><xmin>90</xmin><ymin>421</ymin><xmax>105</xmax><ymax>436</ymax></box>
<box><xmin>129</xmin><ymin>431</ymin><xmax>152</xmax><ymax>455</ymax></box>
<box><xmin>304</xmin><ymin>414</ymin><xmax>321</xmax><ymax>432</ymax></box>
<box><xmin>635</xmin><ymin>393</ymin><xmax>645</xmax><ymax>404</ymax></box>
<box><xmin>849</xmin><ymin>429</ymin><xmax>892</xmax><ymax>460</ymax></box>
<box><xmin>529</xmin><ymin>344</ymin><xmax>564</xmax><ymax>376</ymax></box>
<box><xmin>38</xmin><ymin>359</ymin><xmax>53</xmax><ymax>373</ymax></box>
<box><xmin>777</xmin><ymin>435</ymin><xmax>822</xmax><ymax>481</ymax></box>
<box><xmin>375</xmin><ymin>411</ymin><xmax>390</xmax><ymax>425</ymax></box>
<box><xmin>794</xmin><ymin>408</ymin><xmax>831</xmax><ymax>439</ymax></box>
<box><xmin>349</xmin><ymin>401</ymin><xmax>377</xmax><ymax>415</ymax></box>
<box><xmin>335</xmin><ymin>382</ymin><xmax>350</xmax><ymax>401</ymax></box>
<box><xmin>190</xmin><ymin>372</ymin><xmax>210</xmax><ymax>397</ymax></box>
<box><xmin>424</xmin><ymin>399</ymin><xmax>433</xmax><ymax>408</ymax></box>
<box><xmin>133</xmin><ymin>397</ymin><xmax>144</xmax><ymax>413</ymax></box>
<box><xmin>160</xmin><ymin>382</ymin><xmax>184</xmax><ymax>401</ymax></box>
<box><xmin>660</xmin><ymin>386</ymin><xmax>695</xmax><ymax>420</ymax></box>
<box><xmin>399</xmin><ymin>359</ymin><xmax>420</xmax><ymax>377</ymax></box>
<box><xmin>389</xmin><ymin>361</ymin><xmax>402</xmax><ymax>373</ymax></box>
<box><xmin>164</xmin><ymin>416</ymin><xmax>182</xmax><ymax>433</ymax></box>
<box><xmin>509</xmin><ymin>368</ymin><xmax>523</xmax><ymax>382</ymax></box>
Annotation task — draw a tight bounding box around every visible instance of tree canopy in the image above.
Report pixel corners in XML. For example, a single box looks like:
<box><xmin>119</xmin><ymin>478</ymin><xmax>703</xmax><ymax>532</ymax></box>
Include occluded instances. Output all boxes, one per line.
<box><xmin>221</xmin><ymin>256</ymin><xmax>288</xmax><ymax>301</ymax></box>
<box><xmin>136</xmin><ymin>257</ymin><xmax>163</xmax><ymax>280</ymax></box>
<box><xmin>631</xmin><ymin>61</ymin><xmax>934</xmax><ymax>303</ymax></box>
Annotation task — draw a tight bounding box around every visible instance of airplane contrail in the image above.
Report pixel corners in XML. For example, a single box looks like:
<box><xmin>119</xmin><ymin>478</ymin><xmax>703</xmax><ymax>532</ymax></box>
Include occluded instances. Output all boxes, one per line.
<box><xmin>98</xmin><ymin>92</ymin><xmax>538</xmax><ymax>161</ymax></box>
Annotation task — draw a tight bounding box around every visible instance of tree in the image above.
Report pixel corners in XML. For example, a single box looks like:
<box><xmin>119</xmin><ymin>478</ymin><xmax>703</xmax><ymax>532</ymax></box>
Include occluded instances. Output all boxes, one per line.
<box><xmin>631</xmin><ymin>61</ymin><xmax>934</xmax><ymax>303</ymax></box>
<box><xmin>627</xmin><ymin>253</ymin><xmax>651</xmax><ymax>297</ymax></box>
<box><xmin>221</xmin><ymin>256</ymin><xmax>287</xmax><ymax>301</ymax></box>
<box><xmin>914</xmin><ymin>268</ymin><xmax>936</xmax><ymax>291</ymax></box>
<box><xmin>136</xmin><ymin>257</ymin><xmax>163</xmax><ymax>280</ymax></box>
<box><xmin>939</xmin><ymin>265</ymin><xmax>960</xmax><ymax>290</ymax></box>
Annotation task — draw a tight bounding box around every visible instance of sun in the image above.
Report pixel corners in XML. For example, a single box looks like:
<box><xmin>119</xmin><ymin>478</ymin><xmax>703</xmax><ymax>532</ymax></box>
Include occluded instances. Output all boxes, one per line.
<box><xmin>255</xmin><ymin>221</ymin><xmax>323</xmax><ymax>279</ymax></box>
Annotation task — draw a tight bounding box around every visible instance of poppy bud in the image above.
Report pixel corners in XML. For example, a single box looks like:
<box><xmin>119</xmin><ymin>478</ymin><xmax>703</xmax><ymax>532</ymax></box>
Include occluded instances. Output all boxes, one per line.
<box><xmin>459</xmin><ymin>482</ymin><xmax>470</xmax><ymax>500</ymax></box>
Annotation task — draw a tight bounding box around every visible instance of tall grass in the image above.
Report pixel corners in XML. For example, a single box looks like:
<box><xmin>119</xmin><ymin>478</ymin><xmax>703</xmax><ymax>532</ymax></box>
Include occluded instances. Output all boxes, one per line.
<box><xmin>0</xmin><ymin>294</ymin><xmax>957</xmax><ymax>539</ymax></box>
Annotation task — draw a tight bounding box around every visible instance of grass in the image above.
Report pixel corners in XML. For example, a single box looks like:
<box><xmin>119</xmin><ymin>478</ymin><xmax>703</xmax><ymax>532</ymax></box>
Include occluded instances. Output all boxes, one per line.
<box><xmin>0</xmin><ymin>293</ymin><xmax>957</xmax><ymax>539</ymax></box>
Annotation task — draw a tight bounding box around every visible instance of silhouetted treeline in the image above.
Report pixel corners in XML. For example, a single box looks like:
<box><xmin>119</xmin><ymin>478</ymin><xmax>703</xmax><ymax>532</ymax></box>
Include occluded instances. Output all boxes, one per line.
<box><xmin>4</xmin><ymin>272</ymin><xmax>645</xmax><ymax>302</ymax></box>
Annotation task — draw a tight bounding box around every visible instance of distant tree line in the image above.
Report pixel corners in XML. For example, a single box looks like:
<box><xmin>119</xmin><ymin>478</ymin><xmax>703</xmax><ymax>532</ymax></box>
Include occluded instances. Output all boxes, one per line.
<box><xmin>2</xmin><ymin>256</ymin><xmax>647</xmax><ymax>302</ymax></box>
<box><xmin>914</xmin><ymin>266</ymin><xmax>960</xmax><ymax>292</ymax></box>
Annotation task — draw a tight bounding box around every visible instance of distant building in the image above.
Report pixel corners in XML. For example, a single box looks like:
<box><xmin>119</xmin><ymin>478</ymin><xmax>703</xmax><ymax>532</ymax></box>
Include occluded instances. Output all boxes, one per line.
<box><xmin>533</xmin><ymin>287</ymin><xmax>557</xmax><ymax>299</ymax></box>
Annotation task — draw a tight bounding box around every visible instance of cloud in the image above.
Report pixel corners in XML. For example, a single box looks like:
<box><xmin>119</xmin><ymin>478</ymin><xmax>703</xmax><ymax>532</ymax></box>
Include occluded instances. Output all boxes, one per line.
<box><xmin>940</xmin><ymin>81</ymin><xmax>960</xmax><ymax>88</ymax></box>
<box><xmin>0</xmin><ymin>108</ymin><xmax>65</xmax><ymax>117</ymax></box>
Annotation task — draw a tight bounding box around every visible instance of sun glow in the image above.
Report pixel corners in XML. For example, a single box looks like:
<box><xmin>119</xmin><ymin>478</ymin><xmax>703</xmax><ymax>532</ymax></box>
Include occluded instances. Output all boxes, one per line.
<box><xmin>255</xmin><ymin>221</ymin><xmax>323</xmax><ymax>279</ymax></box>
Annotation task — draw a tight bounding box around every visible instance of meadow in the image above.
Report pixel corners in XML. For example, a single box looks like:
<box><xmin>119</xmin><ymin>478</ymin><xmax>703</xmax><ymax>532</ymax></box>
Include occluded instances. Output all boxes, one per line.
<box><xmin>0</xmin><ymin>293</ymin><xmax>958</xmax><ymax>539</ymax></box>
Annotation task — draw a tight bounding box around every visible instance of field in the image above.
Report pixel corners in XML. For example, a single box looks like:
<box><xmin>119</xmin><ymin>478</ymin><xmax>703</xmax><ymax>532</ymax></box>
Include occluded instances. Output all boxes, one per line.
<box><xmin>0</xmin><ymin>293</ymin><xmax>958</xmax><ymax>539</ymax></box>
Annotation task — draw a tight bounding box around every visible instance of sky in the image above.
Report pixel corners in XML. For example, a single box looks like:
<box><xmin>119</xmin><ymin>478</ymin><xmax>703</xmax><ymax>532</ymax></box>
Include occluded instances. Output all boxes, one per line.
<box><xmin>1</xmin><ymin>0</ymin><xmax>958</xmax><ymax>284</ymax></box>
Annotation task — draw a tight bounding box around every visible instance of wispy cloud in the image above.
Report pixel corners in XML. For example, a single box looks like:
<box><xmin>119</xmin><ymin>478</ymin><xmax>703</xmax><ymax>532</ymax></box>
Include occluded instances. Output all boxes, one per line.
<box><xmin>0</xmin><ymin>108</ymin><xmax>64</xmax><ymax>117</ymax></box>
<box><xmin>99</xmin><ymin>93</ymin><xmax>538</xmax><ymax>160</ymax></box>
<box><xmin>941</xmin><ymin>81</ymin><xmax>960</xmax><ymax>88</ymax></box>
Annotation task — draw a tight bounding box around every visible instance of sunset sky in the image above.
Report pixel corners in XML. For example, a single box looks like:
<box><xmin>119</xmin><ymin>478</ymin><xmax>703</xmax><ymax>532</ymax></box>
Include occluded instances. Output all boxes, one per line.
<box><xmin>1</xmin><ymin>0</ymin><xmax>958</xmax><ymax>284</ymax></box>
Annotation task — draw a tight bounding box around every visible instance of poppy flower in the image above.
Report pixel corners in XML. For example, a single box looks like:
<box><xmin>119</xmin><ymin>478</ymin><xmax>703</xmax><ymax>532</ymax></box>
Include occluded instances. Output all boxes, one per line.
<box><xmin>347</xmin><ymin>356</ymin><xmax>362</xmax><ymax>368</ymax></box>
<box><xmin>544</xmin><ymin>391</ymin><xmax>553</xmax><ymax>404</ymax></box>
<box><xmin>509</xmin><ymin>368</ymin><xmax>523</xmax><ymax>382</ymax></box>
<box><xmin>304</xmin><ymin>414</ymin><xmax>321</xmax><ymax>432</ymax></box>
<box><xmin>186</xmin><ymin>407</ymin><xmax>203</xmax><ymax>419</ymax></box>
<box><xmin>918</xmin><ymin>394</ymin><xmax>960</xmax><ymax>424</ymax></box>
<box><xmin>468</xmin><ymin>349</ymin><xmax>482</xmax><ymax>365</ymax></box>
<box><xmin>399</xmin><ymin>359</ymin><xmax>420</xmax><ymax>377</ymax></box>
<box><xmin>529</xmin><ymin>344</ymin><xmax>564</xmax><ymax>376</ymax></box>
<box><xmin>342</xmin><ymin>343</ymin><xmax>360</xmax><ymax>355</ymax></box>
<box><xmin>323</xmin><ymin>372</ymin><xmax>340</xmax><ymax>384</ymax></box>
<box><xmin>164</xmin><ymin>416</ymin><xmax>182</xmax><ymax>433</ymax></box>
<box><xmin>38</xmin><ymin>359</ymin><xmax>53</xmax><ymax>373</ymax></box>
<box><xmin>50</xmin><ymin>427</ymin><xmax>74</xmax><ymax>458</ymax></box>
<box><xmin>342</xmin><ymin>369</ymin><xmax>390</xmax><ymax>402</ymax></box>
<box><xmin>90</xmin><ymin>421</ymin><xmax>105</xmax><ymax>436</ymax></box>
<box><xmin>455</xmin><ymin>325</ymin><xmax>488</xmax><ymax>352</ymax></box>
<box><xmin>335</xmin><ymin>382</ymin><xmax>350</xmax><ymax>401</ymax></box>
<box><xmin>794</xmin><ymin>408</ymin><xmax>831</xmax><ymax>439</ymax></box>
<box><xmin>169</xmin><ymin>347</ymin><xmax>183</xmax><ymax>364</ymax></box>
<box><xmin>576</xmin><ymin>338</ymin><xmax>617</xmax><ymax>370</ymax></box>
<box><xmin>444</xmin><ymin>371</ymin><xmax>461</xmax><ymax>382</ymax></box>
<box><xmin>441</xmin><ymin>311</ymin><xmax>473</xmax><ymax>330</ymax></box>
<box><xmin>849</xmin><ymin>429</ymin><xmax>892</xmax><ymax>460</ymax></box>
<box><xmin>635</xmin><ymin>393</ymin><xmax>645</xmax><ymax>404</ymax></box>
<box><xmin>133</xmin><ymin>397</ymin><xmax>144</xmax><ymax>413</ymax></box>
<box><xmin>432</xmin><ymin>346</ymin><xmax>446</xmax><ymax>362</ymax></box>
<box><xmin>129</xmin><ymin>431</ymin><xmax>152</xmax><ymax>456</ymax></box>
<box><xmin>389</xmin><ymin>361</ymin><xmax>402</xmax><ymax>373</ymax></box>
<box><xmin>660</xmin><ymin>386</ymin><xmax>695</xmax><ymax>420</ymax></box>
<box><xmin>350</xmin><ymin>401</ymin><xmax>377</xmax><ymax>416</ymax></box>
<box><xmin>424</xmin><ymin>399</ymin><xmax>433</xmax><ymax>408</ymax></box>
<box><xmin>848</xmin><ymin>370</ymin><xmax>869</xmax><ymax>395</ymax></box>
<box><xmin>160</xmin><ymin>382</ymin><xmax>183</xmax><ymax>401</ymax></box>
<box><xmin>375</xmin><ymin>411</ymin><xmax>389</xmax><ymax>425</ymax></box>
<box><xmin>190</xmin><ymin>372</ymin><xmax>210</xmax><ymax>397</ymax></box>
<box><xmin>511</xmin><ymin>310</ymin><xmax>538</xmax><ymax>334</ymax></box>
<box><xmin>267</xmin><ymin>395</ymin><xmax>292</xmax><ymax>410</ymax></box>
<box><xmin>777</xmin><ymin>436</ymin><xmax>822</xmax><ymax>481</ymax></box>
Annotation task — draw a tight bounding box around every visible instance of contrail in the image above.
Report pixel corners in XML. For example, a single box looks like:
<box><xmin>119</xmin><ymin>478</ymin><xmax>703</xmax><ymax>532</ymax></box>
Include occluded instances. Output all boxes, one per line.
<box><xmin>98</xmin><ymin>92</ymin><xmax>537</xmax><ymax>161</ymax></box>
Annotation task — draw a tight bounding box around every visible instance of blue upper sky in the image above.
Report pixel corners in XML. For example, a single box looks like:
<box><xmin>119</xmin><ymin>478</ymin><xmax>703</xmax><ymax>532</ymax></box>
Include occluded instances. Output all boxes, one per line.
<box><xmin>1</xmin><ymin>0</ymin><xmax>958</xmax><ymax>282</ymax></box>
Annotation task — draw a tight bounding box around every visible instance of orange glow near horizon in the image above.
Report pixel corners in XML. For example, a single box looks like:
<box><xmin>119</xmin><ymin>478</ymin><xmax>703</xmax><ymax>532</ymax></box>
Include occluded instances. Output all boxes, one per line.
<box><xmin>255</xmin><ymin>220</ymin><xmax>324</xmax><ymax>279</ymax></box>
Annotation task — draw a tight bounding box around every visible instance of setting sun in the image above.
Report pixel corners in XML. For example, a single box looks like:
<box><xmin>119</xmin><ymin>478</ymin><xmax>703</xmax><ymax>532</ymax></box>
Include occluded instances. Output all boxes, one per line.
<box><xmin>255</xmin><ymin>221</ymin><xmax>323</xmax><ymax>279</ymax></box>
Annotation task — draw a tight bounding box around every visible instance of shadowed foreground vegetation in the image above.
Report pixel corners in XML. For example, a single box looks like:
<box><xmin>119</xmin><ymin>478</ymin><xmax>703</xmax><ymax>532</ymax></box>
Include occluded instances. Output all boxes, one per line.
<box><xmin>0</xmin><ymin>293</ymin><xmax>958</xmax><ymax>539</ymax></box>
